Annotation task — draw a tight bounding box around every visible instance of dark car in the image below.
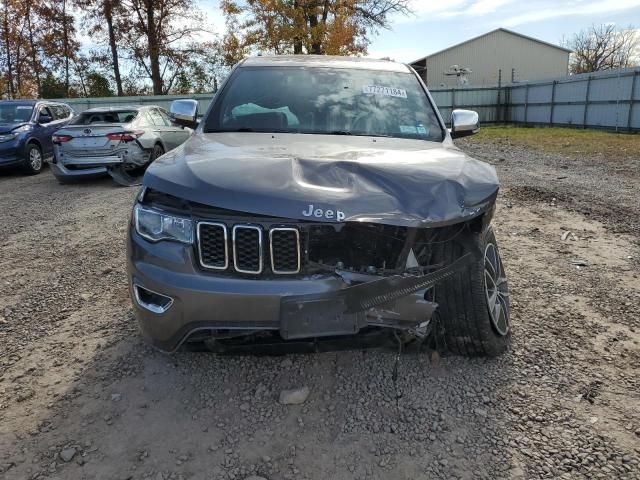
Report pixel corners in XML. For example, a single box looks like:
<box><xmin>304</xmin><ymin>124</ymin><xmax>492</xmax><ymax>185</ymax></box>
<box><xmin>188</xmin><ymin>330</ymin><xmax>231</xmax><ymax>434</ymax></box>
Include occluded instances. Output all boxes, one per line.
<box><xmin>127</xmin><ymin>56</ymin><xmax>510</xmax><ymax>356</ymax></box>
<box><xmin>0</xmin><ymin>100</ymin><xmax>75</xmax><ymax>174</ymax></box>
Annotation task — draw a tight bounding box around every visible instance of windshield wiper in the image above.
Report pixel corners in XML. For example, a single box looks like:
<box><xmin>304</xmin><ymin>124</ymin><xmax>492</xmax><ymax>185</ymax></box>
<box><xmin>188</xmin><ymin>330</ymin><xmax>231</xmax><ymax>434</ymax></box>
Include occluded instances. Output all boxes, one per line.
<box><xmin>211</xmin><ymin>128</ymin><xmax>301</xmax><ymax>133</ymax></box>
<box><xmin>328</xmin><ymin>130</ymin><xmax>396</xmax><ymax>138</ymax></box>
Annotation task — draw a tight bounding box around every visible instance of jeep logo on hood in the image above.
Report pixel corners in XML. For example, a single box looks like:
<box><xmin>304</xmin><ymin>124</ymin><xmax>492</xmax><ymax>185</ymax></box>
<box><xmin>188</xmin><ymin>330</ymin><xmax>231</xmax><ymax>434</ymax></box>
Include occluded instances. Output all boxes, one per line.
<box><xmin>302</xmin><ymin>204</ymin><xmax>345</xmax><ymax>222</ymax></box>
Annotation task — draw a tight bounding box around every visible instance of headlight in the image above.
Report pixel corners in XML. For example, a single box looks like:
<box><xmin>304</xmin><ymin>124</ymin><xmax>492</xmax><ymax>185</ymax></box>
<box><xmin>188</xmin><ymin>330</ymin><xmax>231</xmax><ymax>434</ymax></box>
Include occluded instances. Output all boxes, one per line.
<box><xmin>0</xmin><ymin>125</ymin><xmax>31</xmax><ymax>143</ymax></box>
<box><xmin>134</xmin><ymin>204</ymin><xmax>193</xmax><ymax>244</ymax></box>
<box><xmin>13</xmin><ymin>124</ymin><xmax>32</xmax><ymax>133</ymax></box>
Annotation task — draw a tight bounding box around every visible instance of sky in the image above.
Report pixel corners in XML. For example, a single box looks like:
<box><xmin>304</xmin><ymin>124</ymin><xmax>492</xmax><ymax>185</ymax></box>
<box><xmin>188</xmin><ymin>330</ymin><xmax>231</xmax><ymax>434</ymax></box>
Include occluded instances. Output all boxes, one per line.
<box><xmin>196</xmin><ymin>0</ymin><xmax>640</xmax><ymax>63</ymax></box>
<box><xmin>367</xmin><ymin>0</ymin><xmax>640</xmax><ymax>62</ymax></box>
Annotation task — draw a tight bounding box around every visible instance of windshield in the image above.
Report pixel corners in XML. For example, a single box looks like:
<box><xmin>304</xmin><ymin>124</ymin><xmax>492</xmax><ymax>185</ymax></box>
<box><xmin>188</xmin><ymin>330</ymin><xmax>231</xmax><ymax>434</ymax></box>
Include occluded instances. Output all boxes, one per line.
<box><xmin>0</xmin><ymin>104</ymin><xmax>34</xmax><ymax>124</ymax></box>
<box><xmin>71</xmin><ymin>110</ymin><xmax>139</xmax><ymax>125</ymax></box>
<box><xmin>206</xmin><ymin>67</ymin><xmax>444</xmax><ymax>141</ymax></box>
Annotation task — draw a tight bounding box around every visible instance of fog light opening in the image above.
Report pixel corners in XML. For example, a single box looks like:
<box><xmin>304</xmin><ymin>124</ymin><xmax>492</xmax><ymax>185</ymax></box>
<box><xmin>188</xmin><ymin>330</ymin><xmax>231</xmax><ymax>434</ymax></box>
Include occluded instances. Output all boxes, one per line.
<box><xmin>134</xmin><ymin>284</ymin><xmax>174</xmax><ymax>314</ymax></box>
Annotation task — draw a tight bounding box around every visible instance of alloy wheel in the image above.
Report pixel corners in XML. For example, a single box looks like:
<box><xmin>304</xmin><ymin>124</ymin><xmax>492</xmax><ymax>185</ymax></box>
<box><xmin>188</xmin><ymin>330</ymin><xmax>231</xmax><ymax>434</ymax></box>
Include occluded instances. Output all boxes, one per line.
<box><xmin>484</xmin><ymin>242</ymin><xmax>510</xmax><ymax>336</ymax></box>
<box><xmin>29</xmin><ymin>148</ymin><xmax>42</xmax><ymax>171</ymax></box>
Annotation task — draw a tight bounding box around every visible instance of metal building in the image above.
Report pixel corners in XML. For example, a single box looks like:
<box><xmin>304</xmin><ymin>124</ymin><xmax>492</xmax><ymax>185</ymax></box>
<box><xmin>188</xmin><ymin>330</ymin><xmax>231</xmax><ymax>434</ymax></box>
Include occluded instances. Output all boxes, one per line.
<box><xmin>411</xmin><ymin>28</ymin><xmax>571</xmax><ymax>87</ymax></box>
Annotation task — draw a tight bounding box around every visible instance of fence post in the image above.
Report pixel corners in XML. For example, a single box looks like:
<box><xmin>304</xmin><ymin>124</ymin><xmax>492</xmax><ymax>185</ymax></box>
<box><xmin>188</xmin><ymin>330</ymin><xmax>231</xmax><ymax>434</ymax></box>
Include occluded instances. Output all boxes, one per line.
<box><xmin>627</xmin><ymin>70</ymin><xmax>638</xmax><ymax>132</ymax></box>
<box><xmin>504</xmin><ymin>86</ymin><xmax>511</xmax><ymax>123</ymax></box>
<box><xmin>524</xmin><ymin>84</ymin><xmax>529</xmax><ymax>125</ymax></box>
<box><xmin>451</xmin><ymin>88</ymin><xmax>456</xmax><ymax>117</ymax></box>
<box><xmin>616</xmin><ymin>69</ymin><xmax>621</xmax><ymax>132</ymax></box>
<box><xmin>583</xmin><ymin>75</ymin><xmax>592</xmax><ymax>129</ymax></box>
<box><xmin>497</xmin><ymin>69</ymin><xmax>502</xmax><ymax>123</ymax></box>
<box><xmin>549</xmin><ymin>81</ymin><xmax>557</xmax><ymax>126</ymax></box>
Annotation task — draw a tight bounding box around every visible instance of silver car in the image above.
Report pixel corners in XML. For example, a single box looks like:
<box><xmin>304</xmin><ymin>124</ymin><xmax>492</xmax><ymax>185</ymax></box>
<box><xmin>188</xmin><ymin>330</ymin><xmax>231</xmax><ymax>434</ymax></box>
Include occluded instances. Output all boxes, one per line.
<box><xmin>51</xmin><ymin>105</ymin><xmax>191</xmax><ymax>185</ymax></box>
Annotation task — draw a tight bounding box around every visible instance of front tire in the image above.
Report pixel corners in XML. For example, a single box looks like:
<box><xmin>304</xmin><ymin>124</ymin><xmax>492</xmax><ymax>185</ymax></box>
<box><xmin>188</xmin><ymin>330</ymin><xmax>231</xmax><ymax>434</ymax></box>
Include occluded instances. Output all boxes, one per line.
<box><xmin>432</xmin><ymin>226</ymin><xmax>511</xmax><ymax>357</ymax></box>
<box><xmin>22</xmin><ymin>143</ymin><xmax>43</xmax><ymax>175</ymax></box>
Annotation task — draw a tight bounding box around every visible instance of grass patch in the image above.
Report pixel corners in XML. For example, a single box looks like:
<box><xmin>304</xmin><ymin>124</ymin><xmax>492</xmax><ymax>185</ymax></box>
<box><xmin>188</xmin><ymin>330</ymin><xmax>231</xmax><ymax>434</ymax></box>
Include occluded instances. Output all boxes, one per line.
<box><xmin>474</xmin><ymin>125</ymin><xmax>640</xmax><ymax>159</ymax></box>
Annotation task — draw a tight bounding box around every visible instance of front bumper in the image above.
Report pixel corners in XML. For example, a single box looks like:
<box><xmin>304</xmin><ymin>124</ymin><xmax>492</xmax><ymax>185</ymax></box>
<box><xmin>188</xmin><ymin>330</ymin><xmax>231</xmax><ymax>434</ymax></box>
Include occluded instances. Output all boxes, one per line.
<box><xmin>127</xmin><ymin>227</ymin><xmax>471</xmax><ymax>352</ymax></box>
<box><xmin>0</xmin><ymin>139</ymin><xmax>25</xmax><ymax>166</ymax></box>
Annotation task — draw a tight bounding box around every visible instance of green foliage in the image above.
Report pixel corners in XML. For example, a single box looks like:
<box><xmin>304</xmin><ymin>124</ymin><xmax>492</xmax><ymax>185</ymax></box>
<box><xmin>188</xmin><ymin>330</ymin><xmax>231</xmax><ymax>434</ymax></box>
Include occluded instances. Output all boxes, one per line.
<box><xmin>220</xmin><ymin>0</ymin><xmax>411</xmax><ymax>63</ymax></box>
<box><xmin>40</xmin><ymin>74</ymin><xmax>69</xmax><ymax>99</ymax></box>
<box><xmin>86</xmin><ymin>72</ymin><xmax>114</xmax><ymax>97</ymax></box>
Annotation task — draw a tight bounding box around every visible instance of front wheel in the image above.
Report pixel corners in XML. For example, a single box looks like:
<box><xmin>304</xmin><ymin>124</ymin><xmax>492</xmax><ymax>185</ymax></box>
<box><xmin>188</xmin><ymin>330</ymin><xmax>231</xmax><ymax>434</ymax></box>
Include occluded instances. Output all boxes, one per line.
<box><xmin>22</xmin><ymin>143</ymin><xmax>43</xmax><ymax>175</ymax></box>
<box><xmin>431</xmin><ymin>226</ymin><xmax>511</xmax><ymax>357</ymax></box>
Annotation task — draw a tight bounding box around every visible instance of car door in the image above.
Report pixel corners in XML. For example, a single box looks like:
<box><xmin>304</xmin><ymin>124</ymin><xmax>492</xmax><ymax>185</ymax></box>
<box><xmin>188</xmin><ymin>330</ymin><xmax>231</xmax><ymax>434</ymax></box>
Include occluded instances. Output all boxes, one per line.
<box><xmin>147</xmin><ymin>108</ymin><xmax>175</xmax><ymax>151</ymax></box>
<box><xmin>35</xmin><ymin>105</ymin><xmax>59</xmax><ymax>156</ymax></box>
<box><xmin>56</xmin><ymin>104</ymin><xmax>74</xmax><ymax>127</ymax></box>
<box><xmin>157</xmin><ymin>108</ymin><xmax>191</xmax><ymax>148</ymax></box>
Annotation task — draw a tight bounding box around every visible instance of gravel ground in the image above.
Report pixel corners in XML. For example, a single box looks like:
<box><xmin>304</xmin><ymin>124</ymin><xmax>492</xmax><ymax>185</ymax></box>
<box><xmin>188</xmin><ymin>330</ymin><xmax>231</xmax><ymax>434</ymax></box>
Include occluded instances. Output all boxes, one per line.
<box><xmin>457</xmin><ymin>136</ymin><xmax>640</xmax><ymax>237</ymax></box>
<box><xmin>0</xmin><ymin>138</ymin><xmax>639</xmax><ymax>480</ymax></box>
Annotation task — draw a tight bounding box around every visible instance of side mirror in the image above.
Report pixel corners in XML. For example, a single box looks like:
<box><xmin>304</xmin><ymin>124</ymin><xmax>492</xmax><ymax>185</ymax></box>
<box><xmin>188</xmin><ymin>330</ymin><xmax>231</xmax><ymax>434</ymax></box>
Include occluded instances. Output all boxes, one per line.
<box><xmin>450</xmin><ymin>109</ymin><xmax>479</xmax><ymax>138</ymax></box>
<box><xmin>38</xmin><ymin>114</ymin><xmax>53</xmax><ymax>124</ymax></box>
<box><xmin>169</xmin><ymin>99</ymin><xmax>199</xmax><ymax>129</ymax></box>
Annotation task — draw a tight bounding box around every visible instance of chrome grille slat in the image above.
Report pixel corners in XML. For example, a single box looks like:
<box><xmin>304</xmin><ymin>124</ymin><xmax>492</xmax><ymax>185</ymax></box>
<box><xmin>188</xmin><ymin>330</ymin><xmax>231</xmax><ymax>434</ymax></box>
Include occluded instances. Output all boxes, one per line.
<box><xmin>197</xmin><ymin>221</ymin><xmax>301</xmax><ymax>275</ymax></box>
<box><xmin>270</xmin><ymin>228</ymin><xmax>301</xmax><ymax>274</ymax></box>
<box><xmin>232</xmin><ymin>225</ymin><xmax>263</xmax><ymax>274</ymax></box>
<box><xmin>197</xmin><ymin>222</ymin><xmax>228</xmax><ymax>270</ymax></box>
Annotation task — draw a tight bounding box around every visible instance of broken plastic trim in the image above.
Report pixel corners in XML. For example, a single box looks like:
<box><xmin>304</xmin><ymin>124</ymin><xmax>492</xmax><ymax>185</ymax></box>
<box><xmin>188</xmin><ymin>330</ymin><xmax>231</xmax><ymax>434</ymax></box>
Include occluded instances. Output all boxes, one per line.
<box><xmin>279</xmin><ymin>253</ymin><xmax>473</xmax><ymax>339</ymax></box>
<box><xmin>108</xmin><ymin>164</ymin><xmax>146</xmax><ymax>187</ymax></box>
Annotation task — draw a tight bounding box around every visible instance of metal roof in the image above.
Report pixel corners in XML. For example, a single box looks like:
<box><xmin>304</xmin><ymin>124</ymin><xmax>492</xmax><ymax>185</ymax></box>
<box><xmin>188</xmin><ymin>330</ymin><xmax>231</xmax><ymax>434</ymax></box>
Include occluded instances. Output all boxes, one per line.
<box><xmin>411</xmin><ymin>28</ymin><xmax>572</xmax><ymax>65</ymax></box>
<box><xmin>241</xmin><ymin>55</ymin><xmax>412</xmax><ymax>73</ymax></box>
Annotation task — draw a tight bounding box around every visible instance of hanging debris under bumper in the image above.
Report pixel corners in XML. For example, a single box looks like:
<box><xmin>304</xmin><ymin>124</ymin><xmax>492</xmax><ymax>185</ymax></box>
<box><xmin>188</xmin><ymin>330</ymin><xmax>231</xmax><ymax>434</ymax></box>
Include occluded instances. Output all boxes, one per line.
<box><xmin>280</xmin><ymin>253</ymin><xmax>473</xmax><ymax>339</ymax></box>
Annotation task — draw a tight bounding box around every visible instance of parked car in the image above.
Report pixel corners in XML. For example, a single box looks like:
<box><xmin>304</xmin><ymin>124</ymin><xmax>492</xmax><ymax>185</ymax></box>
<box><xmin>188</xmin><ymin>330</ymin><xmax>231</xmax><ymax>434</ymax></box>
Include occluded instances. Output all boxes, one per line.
<box><xmin>127</xmin><ymin>55</ymin><xmax>510</xmax><ymax>356</ymax></box>
<box><xmin>51</xmin><ymin>105</ymin><xmax>192</xmax><ymax>186</ymax></box>
<box><xmin>0</xmin><ymin>100</ymin><xmax>75</xmax><ymax>174</ymax></box>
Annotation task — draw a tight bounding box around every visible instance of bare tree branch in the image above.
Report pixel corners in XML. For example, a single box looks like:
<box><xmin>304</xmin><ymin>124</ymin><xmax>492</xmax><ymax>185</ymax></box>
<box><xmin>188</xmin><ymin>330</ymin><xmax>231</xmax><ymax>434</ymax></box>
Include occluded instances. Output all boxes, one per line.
<box><xmin>568</xmin><ymin>24</ymin><xmax>639</xmax><ymax>74</ymax></box>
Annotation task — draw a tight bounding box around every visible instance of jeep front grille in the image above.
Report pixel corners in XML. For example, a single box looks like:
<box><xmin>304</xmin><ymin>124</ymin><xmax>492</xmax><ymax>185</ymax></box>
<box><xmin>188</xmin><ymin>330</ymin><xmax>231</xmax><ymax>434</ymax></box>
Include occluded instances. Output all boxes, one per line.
<box><xmin>233</xmin><ymin>225</ymin><xmax>263</xmax><ymax>274</ymax></box>
<box><xmin>197</xmin><ymin>222</ymin><xmax>228</xmax><ymax>270</ymax></box>
<box><xmin>197</xmin><ymin>222</ymin><xmax>301</xmax><ymax>275</ymax></box>
<box><xmin>270</xmin><ymin>228</ymin><xmax>301</xmax><ymax>274</ymax></box>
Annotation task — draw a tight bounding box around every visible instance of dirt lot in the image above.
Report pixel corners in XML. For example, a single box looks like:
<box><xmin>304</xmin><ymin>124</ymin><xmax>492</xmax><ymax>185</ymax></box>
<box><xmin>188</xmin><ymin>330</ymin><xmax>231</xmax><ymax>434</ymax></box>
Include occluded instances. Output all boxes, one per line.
<box><xmin>1</xmin><ymin>129</ymin><xmax>639</xmax><ymax>480</ymax></box>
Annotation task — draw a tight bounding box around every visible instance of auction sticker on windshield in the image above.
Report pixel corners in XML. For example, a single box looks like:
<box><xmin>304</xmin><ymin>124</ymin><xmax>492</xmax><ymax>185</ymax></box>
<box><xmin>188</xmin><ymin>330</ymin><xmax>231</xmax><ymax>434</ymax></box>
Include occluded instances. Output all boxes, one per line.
<box><xmin>362</xmin><ymin>85</ymin><xmax>408</xmax><ymax>98</ymax></box>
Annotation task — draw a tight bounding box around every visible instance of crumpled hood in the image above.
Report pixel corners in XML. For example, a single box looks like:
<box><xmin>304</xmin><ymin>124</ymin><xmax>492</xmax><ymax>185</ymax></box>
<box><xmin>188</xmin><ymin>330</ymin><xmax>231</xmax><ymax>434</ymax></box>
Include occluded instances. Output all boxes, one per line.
<box><xmin>143</xmin><ymin>132</ymin><xmax>499</xmax><ymax>227</ymax></box>
<box><xmin>0</xmin><ymin>123</ymin><xmax>26</xmax><ymax>134</ymax></box>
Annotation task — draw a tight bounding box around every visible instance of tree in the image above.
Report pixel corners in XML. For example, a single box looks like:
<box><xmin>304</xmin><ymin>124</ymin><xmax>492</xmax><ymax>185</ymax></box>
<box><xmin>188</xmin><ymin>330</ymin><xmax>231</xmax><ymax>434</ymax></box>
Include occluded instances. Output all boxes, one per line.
<box><xmin>75</xmin><ymin>0</ymin><xmax>126</xmax><ymax>96</ymax></box>
<box><xmin>118</xmin><ymin>0</ymin><xmax>212</xmax><ymax>94</ymax></box>
<box><xmin>220</xmin><ymin>0</ymin><xmax>411</xmax><ymax>63</ymax></box>
<box><xmin>40</xmin><ymin>72</ymin><xmax>69</xmax><ymax>98</ymax></box>
<box><xmin>1</xmin><ymin>0</ymin><xmax>18</xmax><ymax>97</ymax></box>
<box><xmin>86</xmin><ymin>71</ymin><xmax>114</xmax><ymax>96</ymax></box>
<box><xmin>1</xmin><ymin>0</ymin><xmax>222</xmax><ymax>97</ymax></box>
<box><xmin>1</xmin><ymin>0</ymin><xmax>46</xmax><ymax>98</ymax></box>
<box><xmin>24</xmin><ymin>2</ymin><xmax>43</xmax><ymax>96</ymax></box>
<box><xmin>37</xmin><ymin>0</ymin><xmax>80</xmax><ymax>97</ymax></box>
<box><xmin>568</xmin><ymin>24</ymin><xmax>639</xmax><ymax>74</ymax></box>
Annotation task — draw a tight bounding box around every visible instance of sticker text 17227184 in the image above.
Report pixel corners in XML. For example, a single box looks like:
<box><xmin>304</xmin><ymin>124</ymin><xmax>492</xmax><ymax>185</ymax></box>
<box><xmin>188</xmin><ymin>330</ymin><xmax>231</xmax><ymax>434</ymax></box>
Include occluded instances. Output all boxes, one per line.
<box><xmin>362</xmin><ymin>85</ymin><xmax>408</xmax><ymax>99</ymax></box>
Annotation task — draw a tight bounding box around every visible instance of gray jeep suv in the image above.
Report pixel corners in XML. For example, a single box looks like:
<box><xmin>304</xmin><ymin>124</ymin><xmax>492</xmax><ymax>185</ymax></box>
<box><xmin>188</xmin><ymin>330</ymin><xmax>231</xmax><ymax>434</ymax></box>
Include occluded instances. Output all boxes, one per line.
<box><xmin>127</xmin><ymin>55</ymin><xmax>510</xmax><ymax>356</ymax></box>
